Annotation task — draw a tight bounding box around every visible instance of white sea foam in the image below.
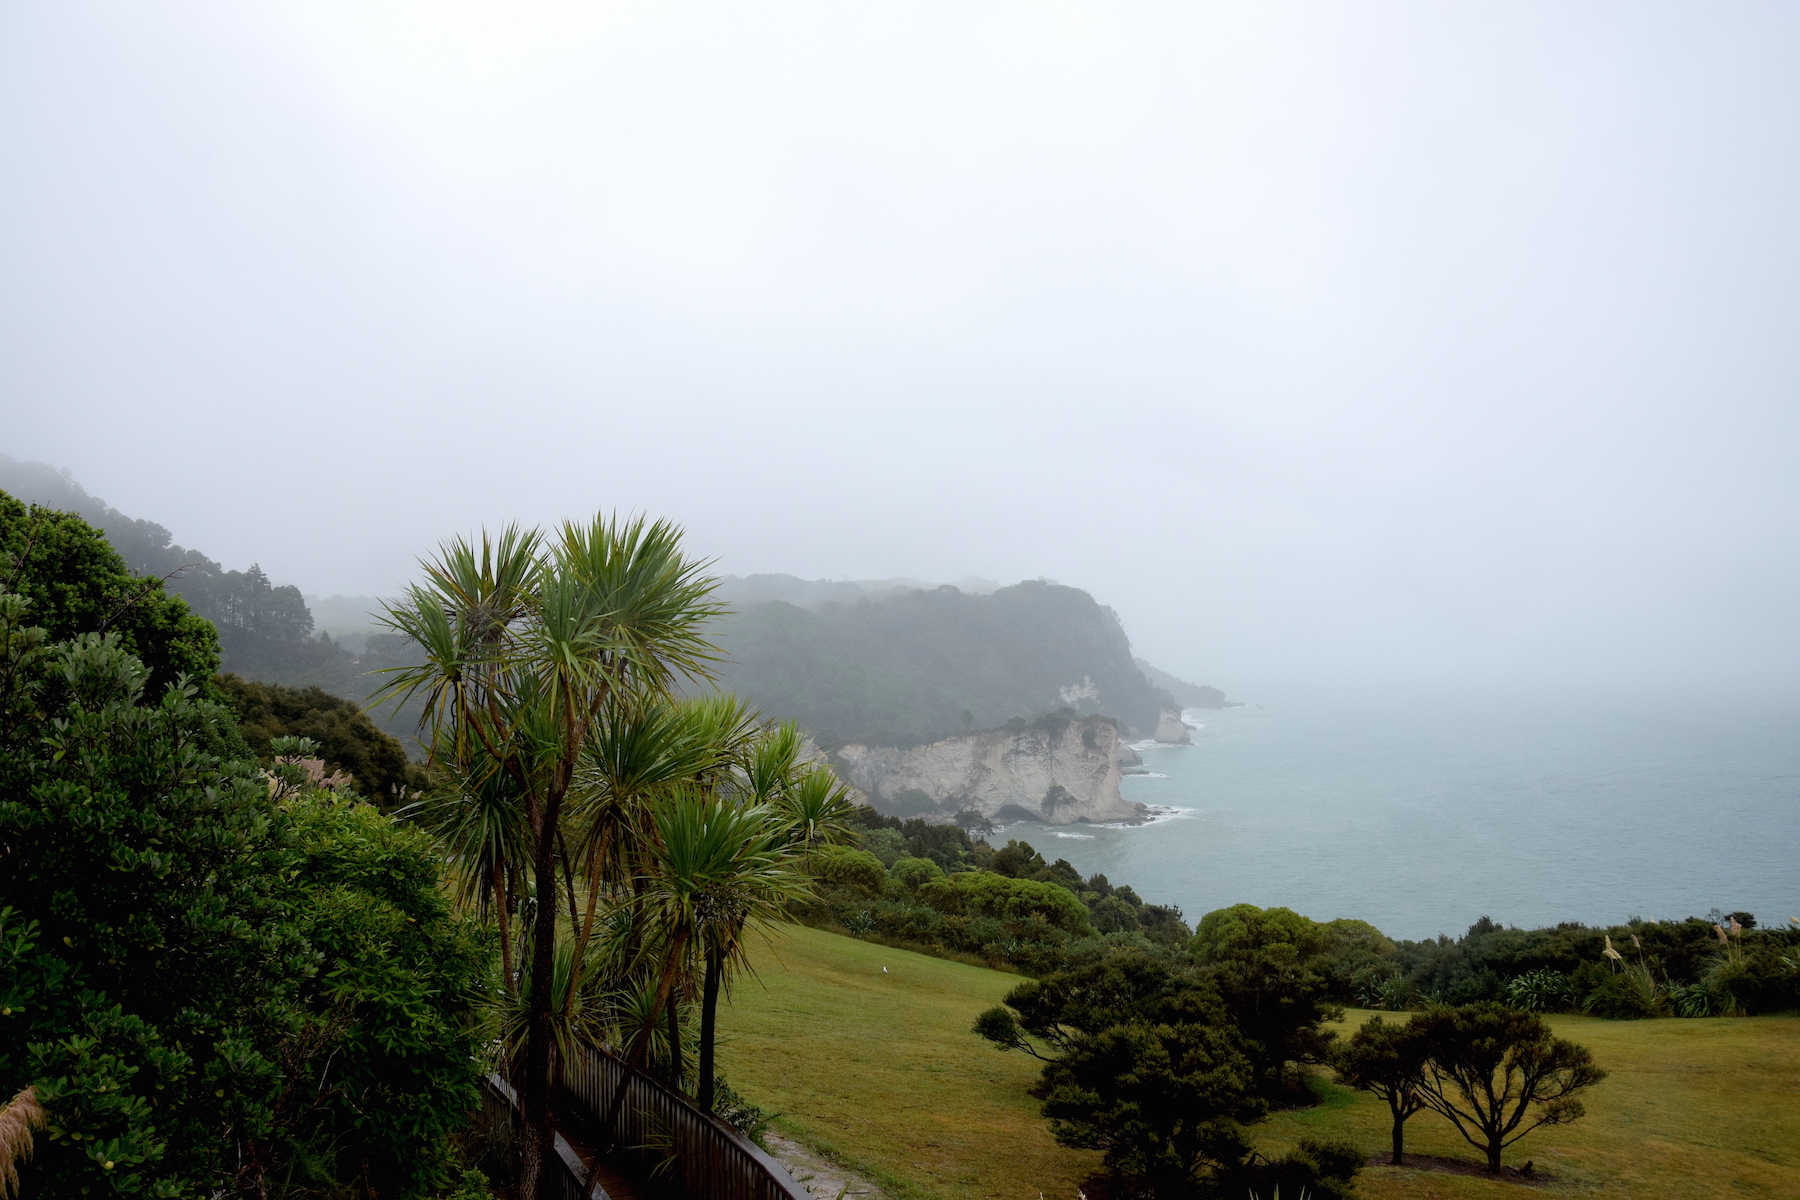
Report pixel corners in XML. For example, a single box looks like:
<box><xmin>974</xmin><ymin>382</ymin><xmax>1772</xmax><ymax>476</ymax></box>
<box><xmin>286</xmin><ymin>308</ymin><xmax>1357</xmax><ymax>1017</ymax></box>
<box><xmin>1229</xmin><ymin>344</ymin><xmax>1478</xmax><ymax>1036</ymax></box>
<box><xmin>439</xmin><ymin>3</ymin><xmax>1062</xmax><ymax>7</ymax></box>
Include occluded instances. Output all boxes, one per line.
<box><xmin>1051</xmin><ymin>832</ymin><xmax>1095</xmax><ymax>839</ymax></box>
<box><xmin>1089</xmin><ymin>805</ymin><xmax>1193</xmax><ymax>830</ymax></box>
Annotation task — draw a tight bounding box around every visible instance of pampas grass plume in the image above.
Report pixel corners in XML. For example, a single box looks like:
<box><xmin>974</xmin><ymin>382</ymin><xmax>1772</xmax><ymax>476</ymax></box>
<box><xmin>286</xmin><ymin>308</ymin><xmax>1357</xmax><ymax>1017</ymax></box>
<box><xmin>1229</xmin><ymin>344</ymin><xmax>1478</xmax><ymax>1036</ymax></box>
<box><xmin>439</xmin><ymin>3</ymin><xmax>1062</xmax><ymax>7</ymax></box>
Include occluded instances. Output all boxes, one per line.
<box><xmin>0</xmin><ymin>1086</ymin><xmax>45</xmax><ymax>1200</ymax></box>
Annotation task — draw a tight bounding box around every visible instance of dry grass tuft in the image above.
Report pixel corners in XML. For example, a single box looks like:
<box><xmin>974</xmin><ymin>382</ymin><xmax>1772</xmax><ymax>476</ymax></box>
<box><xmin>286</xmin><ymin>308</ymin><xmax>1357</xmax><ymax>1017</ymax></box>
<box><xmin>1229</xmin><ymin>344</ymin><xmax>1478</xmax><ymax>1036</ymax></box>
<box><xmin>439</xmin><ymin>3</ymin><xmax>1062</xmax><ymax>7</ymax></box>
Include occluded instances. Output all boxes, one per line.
<box><xmin>0</xmin><ymin>1087</ymin><xmax>45</xmax><ymax>1200</ymax></box>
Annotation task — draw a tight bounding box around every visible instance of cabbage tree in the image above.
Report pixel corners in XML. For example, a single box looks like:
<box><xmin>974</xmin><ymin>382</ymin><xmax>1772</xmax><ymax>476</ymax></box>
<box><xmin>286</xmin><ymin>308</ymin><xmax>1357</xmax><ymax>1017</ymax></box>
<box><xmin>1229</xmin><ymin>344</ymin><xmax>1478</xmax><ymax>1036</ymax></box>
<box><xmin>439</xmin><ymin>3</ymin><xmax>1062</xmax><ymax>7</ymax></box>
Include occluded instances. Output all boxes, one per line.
<box><xmin>376</xmin><ymin>515</ymin><xmax>723</xmax><ymax>1199</ymax></box>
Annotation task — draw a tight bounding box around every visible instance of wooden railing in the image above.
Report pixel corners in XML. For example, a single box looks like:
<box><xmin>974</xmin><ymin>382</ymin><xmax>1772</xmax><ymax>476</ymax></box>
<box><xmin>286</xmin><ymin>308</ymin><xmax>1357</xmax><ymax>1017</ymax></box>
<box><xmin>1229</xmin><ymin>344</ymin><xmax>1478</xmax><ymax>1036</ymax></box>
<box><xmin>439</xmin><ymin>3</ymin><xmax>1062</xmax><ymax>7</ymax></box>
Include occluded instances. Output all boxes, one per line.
<box><xmin>557</xmin><ymin>1045</ymin><xmax>811</xmax><ymax>1200</ymax></box>
<box><xmin>483</xmin><ymin>1074</ymin><xmax>612</xmax><ymax>1200</ymax></box>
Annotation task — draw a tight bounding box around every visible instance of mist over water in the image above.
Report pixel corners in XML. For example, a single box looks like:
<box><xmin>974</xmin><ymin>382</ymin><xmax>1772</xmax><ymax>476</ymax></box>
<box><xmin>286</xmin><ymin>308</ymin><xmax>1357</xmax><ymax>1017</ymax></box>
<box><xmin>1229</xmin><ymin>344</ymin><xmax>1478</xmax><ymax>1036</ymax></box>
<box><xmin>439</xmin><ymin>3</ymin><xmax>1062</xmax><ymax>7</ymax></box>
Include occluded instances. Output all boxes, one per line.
<box><xmin>998</xmin><ymin>690</ymin><xmax>1800</xmax><ymax>942</ymax></box>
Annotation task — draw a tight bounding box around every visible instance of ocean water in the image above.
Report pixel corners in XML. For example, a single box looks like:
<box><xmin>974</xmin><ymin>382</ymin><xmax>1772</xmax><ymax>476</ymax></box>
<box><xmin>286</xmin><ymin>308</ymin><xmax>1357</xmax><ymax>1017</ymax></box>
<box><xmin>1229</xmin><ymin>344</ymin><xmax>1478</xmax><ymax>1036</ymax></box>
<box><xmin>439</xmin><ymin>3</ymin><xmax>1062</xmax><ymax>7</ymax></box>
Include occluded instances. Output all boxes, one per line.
<box><xmin>993</xmin><ymin>688</ymin><xmax>1800</xmax><ymax>942</ymax></box>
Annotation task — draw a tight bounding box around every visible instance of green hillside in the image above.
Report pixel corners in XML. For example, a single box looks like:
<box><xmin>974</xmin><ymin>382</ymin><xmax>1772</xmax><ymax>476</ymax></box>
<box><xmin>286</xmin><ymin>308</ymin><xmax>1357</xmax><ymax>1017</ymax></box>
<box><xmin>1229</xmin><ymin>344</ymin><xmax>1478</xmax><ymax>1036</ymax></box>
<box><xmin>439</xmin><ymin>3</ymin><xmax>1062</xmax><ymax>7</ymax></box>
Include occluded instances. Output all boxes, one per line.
<box><xmin>718</xmin><ymin>924</ymin><xmax>1800</xmax><ymax>1200</ymax></box>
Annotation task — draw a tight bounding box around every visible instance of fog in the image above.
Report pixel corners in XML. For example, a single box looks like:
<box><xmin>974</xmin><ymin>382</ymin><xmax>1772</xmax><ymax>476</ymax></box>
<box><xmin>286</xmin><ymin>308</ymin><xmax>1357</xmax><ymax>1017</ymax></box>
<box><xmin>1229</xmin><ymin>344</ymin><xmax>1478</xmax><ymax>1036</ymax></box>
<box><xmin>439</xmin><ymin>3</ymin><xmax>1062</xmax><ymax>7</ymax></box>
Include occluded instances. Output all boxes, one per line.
<box><xmin>4</xmin><ymin>1</ymin><xmax>1797</xmax><ymax>692</ymax></box>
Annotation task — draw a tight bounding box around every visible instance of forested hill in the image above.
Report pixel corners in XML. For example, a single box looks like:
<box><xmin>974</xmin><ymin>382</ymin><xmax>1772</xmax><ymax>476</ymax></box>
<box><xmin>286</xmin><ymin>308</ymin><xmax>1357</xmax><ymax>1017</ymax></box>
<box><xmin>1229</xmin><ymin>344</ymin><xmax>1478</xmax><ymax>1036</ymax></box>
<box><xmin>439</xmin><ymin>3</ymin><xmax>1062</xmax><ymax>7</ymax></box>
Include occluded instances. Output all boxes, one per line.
<box><xmin>705</xmin><ymin>576</ymin><xmax>1184</xmax><ymax>747</ymax></box>
<box><xmin>1135</xmin><ymin>657</ymin><xmax>1234</xmax><ymax>709</ymax></box>
<box><xmin>0</xmin><ymin>455</ymin><xmax>415</xmax><ymax>718</ymax></box>
<box><xmin>0</xmin><ymin>458</ymin><xmax>1225</xmax><ymax>752</ymax></box>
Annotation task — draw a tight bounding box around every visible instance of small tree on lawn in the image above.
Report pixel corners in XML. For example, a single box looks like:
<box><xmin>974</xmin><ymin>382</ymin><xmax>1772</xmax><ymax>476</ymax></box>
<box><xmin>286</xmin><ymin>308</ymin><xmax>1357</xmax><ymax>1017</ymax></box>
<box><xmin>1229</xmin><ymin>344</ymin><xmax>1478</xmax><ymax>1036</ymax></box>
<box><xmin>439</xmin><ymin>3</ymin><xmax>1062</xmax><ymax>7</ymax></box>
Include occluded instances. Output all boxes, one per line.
<box><xmin>1414</xmin><ymin>1002</ymin><xmax>1605</xmax><ymax>1173</ymax></box>
<box><xmin>1332</xmin><ymin>1015</ymin><xmax>1431</xmax><ymax>1165</ymax></box>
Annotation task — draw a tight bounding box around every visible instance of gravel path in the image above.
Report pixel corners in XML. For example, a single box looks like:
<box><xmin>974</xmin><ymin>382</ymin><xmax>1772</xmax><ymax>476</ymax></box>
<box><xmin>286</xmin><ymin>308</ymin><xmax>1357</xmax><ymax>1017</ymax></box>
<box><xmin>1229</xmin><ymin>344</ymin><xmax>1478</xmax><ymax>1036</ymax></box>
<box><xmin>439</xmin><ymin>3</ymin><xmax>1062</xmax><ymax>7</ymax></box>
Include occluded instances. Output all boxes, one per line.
<box><xmin>765</xmin><ymin>1133</ymin><xmax>886</xmax><ymax>1199</ymax></box>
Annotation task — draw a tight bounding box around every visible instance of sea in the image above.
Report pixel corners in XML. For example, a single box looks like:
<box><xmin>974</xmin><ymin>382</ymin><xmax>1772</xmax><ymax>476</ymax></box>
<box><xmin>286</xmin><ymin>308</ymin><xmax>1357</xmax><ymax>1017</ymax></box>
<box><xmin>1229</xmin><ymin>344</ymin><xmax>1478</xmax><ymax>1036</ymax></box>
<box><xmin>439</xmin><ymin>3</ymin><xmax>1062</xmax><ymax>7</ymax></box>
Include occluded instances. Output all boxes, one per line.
<box><xmin>992</xmin><ymin>688</ymin><xmax>1800</xmax><ymax>942</ymax></box>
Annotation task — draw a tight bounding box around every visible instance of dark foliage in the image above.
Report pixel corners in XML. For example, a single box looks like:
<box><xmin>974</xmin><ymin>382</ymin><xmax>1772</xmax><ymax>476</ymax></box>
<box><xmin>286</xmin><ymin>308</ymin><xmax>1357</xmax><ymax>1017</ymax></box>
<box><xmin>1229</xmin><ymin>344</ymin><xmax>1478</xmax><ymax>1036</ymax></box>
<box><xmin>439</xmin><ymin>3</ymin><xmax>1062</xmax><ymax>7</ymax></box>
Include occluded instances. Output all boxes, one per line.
<box><xmin>215</xmin><ymin>673</ymin><xmax>427</xmax><ymax>805</ymax></box>
<box><xmin>798</xmin><ymin>816</ymin><xmax>1194</xmax><ymax>974</ymax></box>
<box><xmin>1209</xmin><ymin>1137</ymin><xmax>1364</xmax><ymax>1200</ymax></box>
<box><xmin>1379</xmin><ymin>913</ymin><xmax>1800</xmax><ymax>1017</ymax></box>
<box><xmin>1188</xmin><ymin>905</ymin><xmax>1347</xmax><ymax>1103</ymax></box>
<box><xmin>976</xmin><ymin>949</ymin><xmax>1360</xmax><ymax>1200</ymax></box>
<box><xmin>1412</xmin><ymin>1003</ymin><xmax>1605</xmax><ymax>1173</ymax></box>
<box><xmin>1331</xmin><ymin>1015</ymin><xmax>1432</xmax><ymax>1165</ymax></box>
<box><xmin>0</xmin><ymin>585</ymin><xmax>488</xmax><ymax>1197</ymax></box>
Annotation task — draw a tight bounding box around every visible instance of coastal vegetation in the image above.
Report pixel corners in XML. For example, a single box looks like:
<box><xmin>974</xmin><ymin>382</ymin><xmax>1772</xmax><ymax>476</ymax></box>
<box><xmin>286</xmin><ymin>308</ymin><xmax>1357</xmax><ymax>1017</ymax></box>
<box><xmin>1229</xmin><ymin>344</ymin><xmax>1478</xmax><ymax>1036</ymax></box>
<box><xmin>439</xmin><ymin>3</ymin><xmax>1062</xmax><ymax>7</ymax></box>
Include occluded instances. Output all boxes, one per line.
<box><xmin>795</xmin><ymin>813</ymin><xmax>1191</xmax><ymax>973</ymax></box>
<box><xmin>2</xmin><ymin>480</ymin><xmax>1794</xmax><ymax>1199</ymax></box>
<box><xmin>719</xmin><ymin>925</ymin><xmax>1800</xmax><ymax>1200</ymax></box>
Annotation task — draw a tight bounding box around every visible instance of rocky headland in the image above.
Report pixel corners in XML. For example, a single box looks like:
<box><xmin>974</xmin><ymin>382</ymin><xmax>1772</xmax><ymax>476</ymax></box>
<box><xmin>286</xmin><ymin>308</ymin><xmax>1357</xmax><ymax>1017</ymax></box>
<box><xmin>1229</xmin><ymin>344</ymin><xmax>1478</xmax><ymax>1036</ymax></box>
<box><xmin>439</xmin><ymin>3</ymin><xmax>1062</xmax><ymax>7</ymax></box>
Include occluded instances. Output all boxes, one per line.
<box><xmin>832</xmin><ymin>715</ymin><xmax>1148</xmax><ymax>826</ymax></box>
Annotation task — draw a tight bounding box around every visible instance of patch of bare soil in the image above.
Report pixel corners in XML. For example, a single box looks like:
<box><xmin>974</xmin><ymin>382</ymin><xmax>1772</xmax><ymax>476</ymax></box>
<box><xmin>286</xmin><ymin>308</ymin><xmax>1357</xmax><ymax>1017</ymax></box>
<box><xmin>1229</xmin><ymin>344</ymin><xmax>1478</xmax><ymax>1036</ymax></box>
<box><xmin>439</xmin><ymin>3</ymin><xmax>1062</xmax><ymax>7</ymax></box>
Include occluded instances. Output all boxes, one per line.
<box><xmin>1367</xmin><ymin>1153</ymin><xmax>1558</xmax><ymax>1186</ymax></box>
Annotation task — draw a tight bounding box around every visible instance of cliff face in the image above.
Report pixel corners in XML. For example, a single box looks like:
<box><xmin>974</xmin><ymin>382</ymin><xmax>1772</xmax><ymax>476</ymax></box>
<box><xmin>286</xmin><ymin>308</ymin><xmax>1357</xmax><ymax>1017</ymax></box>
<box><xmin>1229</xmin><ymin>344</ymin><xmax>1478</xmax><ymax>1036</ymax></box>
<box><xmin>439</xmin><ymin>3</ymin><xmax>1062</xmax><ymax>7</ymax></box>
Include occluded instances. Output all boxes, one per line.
<box><xmin>833</xmin><ymin>716</ymin><xmax>1146</xmax><ymax>826</ymax></box>
<box><xmin>1153</xmin><ymin>707</ymin><xmax>1194</xmax><ymax>744</ymax></box>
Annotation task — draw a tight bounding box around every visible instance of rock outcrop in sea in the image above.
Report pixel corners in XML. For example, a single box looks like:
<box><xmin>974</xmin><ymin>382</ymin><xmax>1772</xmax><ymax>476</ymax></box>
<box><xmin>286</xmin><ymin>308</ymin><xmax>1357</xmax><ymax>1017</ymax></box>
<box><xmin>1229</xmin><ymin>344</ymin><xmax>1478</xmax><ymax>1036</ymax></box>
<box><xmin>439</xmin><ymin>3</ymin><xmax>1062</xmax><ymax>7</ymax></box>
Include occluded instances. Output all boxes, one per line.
<box><xmin>832</xmin><ymin>715</ymin><xmax>1146</xmax><ymax>826</ymax></box>
<box><xmin>1153</xmin><ymin>707</ymin><xmax>1194</xmax><ymax>744</ymax></box>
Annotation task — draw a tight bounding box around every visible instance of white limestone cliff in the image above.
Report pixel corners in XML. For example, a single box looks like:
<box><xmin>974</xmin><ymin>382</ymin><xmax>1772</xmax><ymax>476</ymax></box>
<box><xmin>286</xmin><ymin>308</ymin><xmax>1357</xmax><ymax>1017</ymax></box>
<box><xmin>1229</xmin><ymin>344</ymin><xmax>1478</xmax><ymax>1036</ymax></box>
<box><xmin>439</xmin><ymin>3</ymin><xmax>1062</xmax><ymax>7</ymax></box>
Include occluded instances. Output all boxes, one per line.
<box><xmin>832</xmin><ymin>716</ymin><xmax>1146</xmax><ymax>826</ymax></box>
<box><xmin>1152</xmin><ymin>707</ymin><xmax>1193</xmax><ymax>744</ymax></box>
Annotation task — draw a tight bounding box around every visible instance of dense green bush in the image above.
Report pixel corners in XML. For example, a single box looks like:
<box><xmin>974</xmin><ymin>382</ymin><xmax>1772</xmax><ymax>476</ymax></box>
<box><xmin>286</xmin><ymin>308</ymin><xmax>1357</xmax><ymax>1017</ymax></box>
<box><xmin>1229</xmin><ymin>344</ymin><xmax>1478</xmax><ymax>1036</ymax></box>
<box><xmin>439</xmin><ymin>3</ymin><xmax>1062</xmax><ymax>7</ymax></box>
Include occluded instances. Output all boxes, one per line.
<box><xmin>216</xmin><ymin>673</ymin><xmax>426</xmax><ymax>805</ymax></box>
<box><xmin>1383</xmin><ymin>914</ymin><xmax>1800</xmax><ymax>1018</ymax></box>
<box><xmin>0</xmin><ymin>489</ymin><xmax>222</xmax><ymax>696</ymax></box>
<box><xmin>794</xmin><ymin>813</ymin><xmax>1192</xmax><ymax>975</ymax></box>
<box><xmin>916</xmin><ymin>871</ymin><xmax>1094</xmax><ymax>935</ymax></box>
<box><xmin>0</xmin><ymin>586</ymin><xmax>489</xmax><ymax>1197</ymax></box>
<box><xmin>807</xmin><ymin>844</ymin><xmax>889</xmax><ymax>896</ymax></box>
<box><xmin>976</xmin><ymin>948</ymin><xmax>1363</xmax><ymax>1199</ymax></box>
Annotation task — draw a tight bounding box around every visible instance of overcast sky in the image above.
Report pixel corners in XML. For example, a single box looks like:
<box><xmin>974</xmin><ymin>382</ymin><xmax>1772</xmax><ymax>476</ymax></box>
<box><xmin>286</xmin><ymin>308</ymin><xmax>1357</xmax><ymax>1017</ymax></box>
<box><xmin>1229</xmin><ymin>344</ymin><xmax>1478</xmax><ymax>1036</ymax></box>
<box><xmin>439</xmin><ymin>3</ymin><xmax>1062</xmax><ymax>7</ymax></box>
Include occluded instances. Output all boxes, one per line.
<box><xmin>3</xmin><ymin>2</ymin><xmax>1797</xmax><ymax>690</ymax></box>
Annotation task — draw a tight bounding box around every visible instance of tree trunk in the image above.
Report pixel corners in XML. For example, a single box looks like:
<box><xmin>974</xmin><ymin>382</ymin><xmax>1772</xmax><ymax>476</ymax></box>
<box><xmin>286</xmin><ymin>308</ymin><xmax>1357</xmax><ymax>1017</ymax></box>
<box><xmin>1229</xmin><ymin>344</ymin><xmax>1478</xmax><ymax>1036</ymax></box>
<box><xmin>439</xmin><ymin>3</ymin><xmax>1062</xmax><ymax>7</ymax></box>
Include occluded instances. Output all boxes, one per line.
<box><xmin>698</xmin><ymin>945</ymin><xmax>722</xmax><ymax>1111</ymax></box>
<box><xmin>493</xmin><ymin>857</ymin><xmax>514</xmax><ymax>994</ymax></box>
<box><xmin>519</xmin><ymin>800</ymin><xmax>564</xmax><ymax>1199</ymax></box>
<box><xmin>666</xmin><ymin>994</ymin><xmax>683</xmax><ymax>1090</ymax></box>
<box><xmin>1390</xmin><ymin>1115</ymin><xmax>1405</xmax><ymax>1166</ymax></box>
<box><xmin>1486</xmin><ymin>1139</ymin><xmax>1502</xmax><ymax>1174</ymax></box>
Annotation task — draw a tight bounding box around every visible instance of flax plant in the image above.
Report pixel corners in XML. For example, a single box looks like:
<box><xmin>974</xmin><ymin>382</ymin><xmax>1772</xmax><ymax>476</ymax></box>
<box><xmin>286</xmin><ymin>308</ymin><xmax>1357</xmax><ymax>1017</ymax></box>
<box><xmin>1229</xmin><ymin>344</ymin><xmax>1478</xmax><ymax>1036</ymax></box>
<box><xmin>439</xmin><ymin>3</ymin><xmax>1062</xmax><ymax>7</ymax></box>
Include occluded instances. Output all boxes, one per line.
<box><xmin>637</xmin><ymin>792</ymin><xmax>814</xmax><ymax>1112</ymax></box>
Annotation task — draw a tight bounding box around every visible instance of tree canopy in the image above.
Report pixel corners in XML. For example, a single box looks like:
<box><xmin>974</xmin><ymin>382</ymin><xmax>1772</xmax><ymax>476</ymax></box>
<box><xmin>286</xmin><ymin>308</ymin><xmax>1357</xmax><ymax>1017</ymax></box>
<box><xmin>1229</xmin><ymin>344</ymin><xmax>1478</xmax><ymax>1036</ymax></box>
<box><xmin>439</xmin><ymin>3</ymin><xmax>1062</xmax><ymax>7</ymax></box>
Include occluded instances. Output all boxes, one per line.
<box><xmin>1413</xmin><ymin>1003</ymin><xmax>1605</xmax><ymax>1174</ymax></box>
<box><xmin>216</xmin><ymin>673</ymin><xmax>424</xmax><ymax>804</ymax></box>
<box><xmin>0</xmin><ymin>587</ymin><xmax>487</xmax><ymax>1197</ymax></box>
<box><xmin>0</xmin><ymin>490</ymin><xmax>220</xmax><ymax>695</ymax></box>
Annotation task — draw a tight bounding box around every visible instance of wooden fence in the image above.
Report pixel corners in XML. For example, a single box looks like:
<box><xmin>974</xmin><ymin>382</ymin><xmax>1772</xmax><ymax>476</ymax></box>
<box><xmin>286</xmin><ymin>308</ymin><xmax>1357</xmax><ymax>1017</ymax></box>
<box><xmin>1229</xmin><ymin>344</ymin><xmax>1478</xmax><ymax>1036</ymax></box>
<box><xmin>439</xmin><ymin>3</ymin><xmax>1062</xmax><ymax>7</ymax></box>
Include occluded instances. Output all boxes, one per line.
<box><xmin>483</xmin><ymin>1074</ymin><xmax>612</xmax><ymax>1200</ymax></box>
<box><xmin>557</xmin><ymin>1045</ymin><xmax>811</xmax><ymax>1200</ymax></box>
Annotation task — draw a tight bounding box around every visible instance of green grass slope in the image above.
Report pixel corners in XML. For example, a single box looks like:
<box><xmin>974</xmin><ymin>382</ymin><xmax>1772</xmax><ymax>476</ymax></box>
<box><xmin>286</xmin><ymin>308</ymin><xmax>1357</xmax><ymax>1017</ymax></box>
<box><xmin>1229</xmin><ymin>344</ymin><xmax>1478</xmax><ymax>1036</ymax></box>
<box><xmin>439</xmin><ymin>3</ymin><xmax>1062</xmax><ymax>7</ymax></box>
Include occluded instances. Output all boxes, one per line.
<box><xmin>719</xmin><ymin>925</ymin><xmax>1800</xmax><ymax>1200</ymax></box>
<box><xmin>715</xmin><ymin>924</ymin><xmax>1100</xmax><ymax>1198</ymax></box>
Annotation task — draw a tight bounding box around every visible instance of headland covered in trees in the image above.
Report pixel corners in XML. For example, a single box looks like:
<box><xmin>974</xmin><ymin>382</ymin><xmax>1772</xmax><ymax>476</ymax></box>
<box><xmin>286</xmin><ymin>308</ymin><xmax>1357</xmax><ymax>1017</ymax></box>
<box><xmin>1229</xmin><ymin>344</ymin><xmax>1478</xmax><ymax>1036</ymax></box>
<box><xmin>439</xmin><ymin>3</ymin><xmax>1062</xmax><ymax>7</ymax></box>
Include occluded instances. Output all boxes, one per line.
<box><xmin>0</xmin><ymin>456</ymin><xmax>1235</xmax><ymax>825</ymax></box>
<box><xmin>1</xmin><ymin>466</ymin><xmax>1795</xmax><ymax>1200</ymax></box>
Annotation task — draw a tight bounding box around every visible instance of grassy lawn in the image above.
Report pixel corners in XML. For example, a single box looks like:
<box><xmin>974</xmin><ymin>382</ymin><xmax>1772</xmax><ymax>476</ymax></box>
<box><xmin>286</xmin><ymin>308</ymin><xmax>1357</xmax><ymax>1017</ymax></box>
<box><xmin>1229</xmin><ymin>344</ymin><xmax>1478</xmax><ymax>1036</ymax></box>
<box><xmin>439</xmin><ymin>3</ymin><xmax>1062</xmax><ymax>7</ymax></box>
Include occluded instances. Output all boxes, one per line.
<box><xmin>718</xmin><ymin>924</ymin><xmax>1800</xmax><ymax>1200</ymax></box>
<box><xmin>714</xmin><ymin>923</ymin><xmax>1099</xmax><ymax>1198</ymax></box>
<box><xmin>1265</xmin><ymin>1009</ymin><xmax>1800</xmax><ymax>1199</ymax></box>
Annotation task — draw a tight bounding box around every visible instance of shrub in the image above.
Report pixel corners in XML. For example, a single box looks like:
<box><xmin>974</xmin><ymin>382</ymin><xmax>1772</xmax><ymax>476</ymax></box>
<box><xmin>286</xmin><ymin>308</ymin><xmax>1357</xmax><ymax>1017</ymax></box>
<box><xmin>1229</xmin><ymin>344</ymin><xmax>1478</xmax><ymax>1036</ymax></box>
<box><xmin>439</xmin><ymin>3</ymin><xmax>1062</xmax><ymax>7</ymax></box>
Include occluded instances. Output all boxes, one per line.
<box><xmin>918</xmin><ymin>871</ymin><xmax>1094</xmax><ymax>936</ymax></box>
<box><xmin>1506</xmin><ymin>968</ymin><xmax>1575</xmax><ymax>1013</ymax></box>
<box><xmin>0</xmin><ymin>590</ymin><xmax>488</xmax><ymax>1197</ymax></box>
<box><xmin>889</xmin><ymin>855</ymin><xmax>945</xmax><ymax>892</ymax></box>
<box><xmin>807</xmin><ymin>845</ymin><xmax>888</xmax><ymax>896</ymax></box>
<box><xmin>0</xmin><ymin>491</ymin><xmax>221</xmax><ymax>695</ymax></box>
